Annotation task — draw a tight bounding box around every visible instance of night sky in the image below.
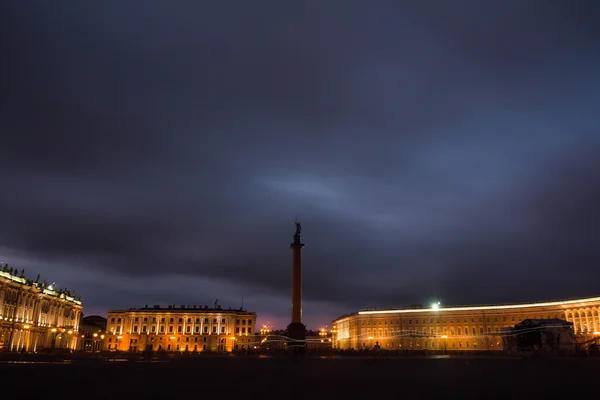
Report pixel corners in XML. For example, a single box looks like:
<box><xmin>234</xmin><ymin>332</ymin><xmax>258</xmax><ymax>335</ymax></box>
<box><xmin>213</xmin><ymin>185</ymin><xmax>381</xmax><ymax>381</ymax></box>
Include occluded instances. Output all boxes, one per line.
<box><xmin>2</xmin><ymin>1</ymin><xmax>600</xmax><ymax>330</ymax></box>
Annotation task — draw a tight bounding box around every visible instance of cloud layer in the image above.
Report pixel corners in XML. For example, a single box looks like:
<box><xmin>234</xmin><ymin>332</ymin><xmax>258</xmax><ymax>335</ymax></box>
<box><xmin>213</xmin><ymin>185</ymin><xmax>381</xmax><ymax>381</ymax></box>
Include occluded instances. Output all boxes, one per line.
<box><xmin>2</xmin><ymin>1</ymin><xmax>600</xmax><ymax>328</ymax></box>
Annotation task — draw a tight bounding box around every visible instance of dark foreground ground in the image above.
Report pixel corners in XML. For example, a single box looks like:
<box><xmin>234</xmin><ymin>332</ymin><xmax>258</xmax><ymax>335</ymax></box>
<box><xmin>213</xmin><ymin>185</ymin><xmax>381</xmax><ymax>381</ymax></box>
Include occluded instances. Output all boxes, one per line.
<box><xmin>1</xmin><ymin>355</ymin><xmax>597</xmax><ymax>398</ymax></box>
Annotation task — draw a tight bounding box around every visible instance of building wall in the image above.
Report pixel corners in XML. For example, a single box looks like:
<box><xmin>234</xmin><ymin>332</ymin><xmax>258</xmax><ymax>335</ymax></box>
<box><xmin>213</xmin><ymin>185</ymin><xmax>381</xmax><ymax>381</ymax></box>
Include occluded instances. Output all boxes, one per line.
<box><xmin>103</xmin><ymin>307</ymin><xmax>257</xmax><ymax>352</ymax></box>
<box><xmin>332</xmin><ymin>296</ymin><xmax>600</xmax><ymax>352</ymax></box>
<box><xmin>0</xmin><ymin>270</ymin><xmax>83</xmax><ymax>352</ymax></box>
<box><xmin>78</xmin><ymin>316</ymin><xmax>107</xmax><ymax>352</ymax></box>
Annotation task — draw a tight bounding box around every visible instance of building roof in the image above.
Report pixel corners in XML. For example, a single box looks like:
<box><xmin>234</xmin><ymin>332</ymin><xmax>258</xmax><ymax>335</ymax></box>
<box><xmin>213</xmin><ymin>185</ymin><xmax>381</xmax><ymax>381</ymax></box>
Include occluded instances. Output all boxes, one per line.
<box><xmin>108</xmin><ymin>304</ymin><xmax>255</xmax><ymax>314</ymax></box>
<box><xmin>351</xmin><ymin>296</ymin><xmax>600</xmax><ymax>317</ymax></box>
<box><xmin>0</xmin><ymin>269</ymin><xmax>82</xmax><ymax>306</ymax></box>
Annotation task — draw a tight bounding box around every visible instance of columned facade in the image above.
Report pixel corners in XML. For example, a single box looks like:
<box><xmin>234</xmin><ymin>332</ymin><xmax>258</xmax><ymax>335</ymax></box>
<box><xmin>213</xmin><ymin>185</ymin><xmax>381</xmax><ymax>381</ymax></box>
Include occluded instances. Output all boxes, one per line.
<box><xmin>0</xmin><ymin>268</ymin><xmax>83</xmax><ymax>352</ymax></box>
<box><xmin>332</xmin><ymin>296</ymin><xmax>600</xmax><ymax>352</ymax></box>
<box><xmin>103</xmin><ymin>305</ymin><xmax>256</xmax><ymax>353</ymax></box>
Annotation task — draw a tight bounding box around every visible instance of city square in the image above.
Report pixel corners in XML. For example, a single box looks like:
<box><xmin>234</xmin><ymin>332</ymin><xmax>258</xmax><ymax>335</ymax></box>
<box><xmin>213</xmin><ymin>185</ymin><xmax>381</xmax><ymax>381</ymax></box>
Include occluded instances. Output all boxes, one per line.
<box><xmin>1</xmin><ymin>354</ymin><xmax>598</xmax><ymax>397</ymax></box>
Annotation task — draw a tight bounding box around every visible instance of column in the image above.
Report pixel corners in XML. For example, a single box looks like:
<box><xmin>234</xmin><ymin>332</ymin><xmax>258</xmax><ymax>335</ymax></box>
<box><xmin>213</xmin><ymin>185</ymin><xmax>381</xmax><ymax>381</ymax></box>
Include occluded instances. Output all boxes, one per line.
<box><xmin>0</xmin><ymin>288</ymin><xmax>5</xmax><ymax>315</ymax></box>
<box><xmin>584</xmin><ymin>309</ymin><xmax>591</xmax><ymax>333</ymax></box>
<box><xmin>32</xmin><ymin>297</ymin><xmax>41</xmax><ymax>325</ymax></box>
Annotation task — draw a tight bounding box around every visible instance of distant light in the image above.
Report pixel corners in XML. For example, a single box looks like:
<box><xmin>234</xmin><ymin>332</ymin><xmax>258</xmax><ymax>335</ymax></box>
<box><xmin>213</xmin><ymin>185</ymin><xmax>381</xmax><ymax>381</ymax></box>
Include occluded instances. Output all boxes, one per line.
<box><xmin>432</xmin><ymin>301</ymin><xmax>441</xmax><ymax>310</ymax></box>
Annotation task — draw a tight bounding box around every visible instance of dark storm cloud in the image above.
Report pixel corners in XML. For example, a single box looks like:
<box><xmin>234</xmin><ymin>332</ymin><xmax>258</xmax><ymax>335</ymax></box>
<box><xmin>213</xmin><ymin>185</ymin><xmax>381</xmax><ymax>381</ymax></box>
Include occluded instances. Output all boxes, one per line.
<box><xmin>1</xmin><ymin>1</ymin><xmax>600</xmax><ymax>327</ymax></box>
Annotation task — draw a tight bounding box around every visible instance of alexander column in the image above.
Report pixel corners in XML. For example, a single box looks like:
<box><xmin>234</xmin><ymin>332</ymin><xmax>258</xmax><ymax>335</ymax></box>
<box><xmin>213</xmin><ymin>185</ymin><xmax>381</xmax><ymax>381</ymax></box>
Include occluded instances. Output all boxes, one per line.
<box><xmin>287</xmin><ymin>220</ymin><xmax>306</xmax><ymax>352</ymax></box>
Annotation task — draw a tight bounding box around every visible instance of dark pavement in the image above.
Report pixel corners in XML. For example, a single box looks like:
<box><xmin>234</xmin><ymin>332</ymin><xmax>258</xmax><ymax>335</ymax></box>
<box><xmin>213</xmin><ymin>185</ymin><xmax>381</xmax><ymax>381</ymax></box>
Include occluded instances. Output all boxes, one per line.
<box><xmin>0</xmin><ymin>355</ymin><xmax>596</xmax><ymax>398</ymax></box>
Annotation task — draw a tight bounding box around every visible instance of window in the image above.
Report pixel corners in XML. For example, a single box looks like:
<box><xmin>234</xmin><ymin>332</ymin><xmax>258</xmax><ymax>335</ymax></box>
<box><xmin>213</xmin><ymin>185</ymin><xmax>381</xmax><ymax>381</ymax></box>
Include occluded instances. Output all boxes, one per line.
<box><xmin>160</xmin><ymin>326</ymin><xmax>165</xmax><ymax>333</ymax></box>
<box><xmin>177</xmin><ymin>326</ymin><xmax>182</xmax><ymax>333</ymax></box>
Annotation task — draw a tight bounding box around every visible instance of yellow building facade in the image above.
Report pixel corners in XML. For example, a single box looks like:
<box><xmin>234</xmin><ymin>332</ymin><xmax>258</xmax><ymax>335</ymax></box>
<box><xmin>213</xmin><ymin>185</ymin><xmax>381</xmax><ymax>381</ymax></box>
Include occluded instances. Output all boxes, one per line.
<box><xmin>104</xmin><ymin>305</ymin><xmax>257</xmax><ymax>352</ymax></box>
<box><xmin>332</xmin><ymin>296</ymin><xmax>600</xmax><ymax>352</ymax></box>
<box><xmin>0</xmin><ymin>268</ymin><xmax>83</xmax><ymax>352</ymax></box>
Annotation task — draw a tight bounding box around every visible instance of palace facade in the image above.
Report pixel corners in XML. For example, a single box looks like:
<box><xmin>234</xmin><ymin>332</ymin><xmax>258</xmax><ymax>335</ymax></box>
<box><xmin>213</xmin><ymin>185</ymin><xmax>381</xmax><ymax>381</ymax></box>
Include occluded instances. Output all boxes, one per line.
<box><xmin>0</xmin><ymin>266</ymin><xmax>83</xmax><ymax>352</ymax></box>
<box><xmin>332</xmin><ymin>296</ymin><xmax>600</xmax><ymax>352</ymax></box>
<box><xmin>104</xmin><ymin>304</ymin><xmax>257</xmax><ymax>352</ymax></box>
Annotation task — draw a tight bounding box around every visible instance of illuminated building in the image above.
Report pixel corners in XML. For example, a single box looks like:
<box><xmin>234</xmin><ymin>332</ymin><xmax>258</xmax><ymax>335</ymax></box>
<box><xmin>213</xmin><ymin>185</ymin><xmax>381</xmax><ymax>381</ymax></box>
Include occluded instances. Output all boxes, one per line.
<box><xmin>103</xmin><ymin>304</ymin><xmax>257</xmax><ymax>352</ymax></box>
<box><xmin>332</xmin><ymin>296</ymin><xmax>600</xmax><ymax>352</ymax></box>
<box><xmin>78</xmin><ymin>315</ymin><xmax>107</xmax><ymax>352</ymax></box>
<box><xmin>0</xmin><ymin>266</ymin><xmax>83</xmax><ymax>352</ymax></box>
<box><xmin>305</xmin><ymin>328</ymin><xmax>333</xmax><ymax>352</ymax></box>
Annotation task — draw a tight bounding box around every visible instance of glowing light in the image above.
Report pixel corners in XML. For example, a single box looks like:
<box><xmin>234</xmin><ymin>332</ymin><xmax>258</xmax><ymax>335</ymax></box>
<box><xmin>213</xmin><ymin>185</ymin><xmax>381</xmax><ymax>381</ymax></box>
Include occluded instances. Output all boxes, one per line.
<box><xmin>594</xmin><ymin>331</ymin><xmax>600</xmax><ymax>335</ymax></box>
<box><xmin>368</xmin><ymin>336</ymin><xmax>374</xmax><ymax>340</ymax></box>
<box><xmin>441</xmin><ymin>335</ymin><xmax>448</xmax><ymax>339</ymax></box>
<box><xmin>51</xmin><ymin>328</ymin><xmax>57</xmax><ymax>333</ymax></box>
<box><xmin>68</xmin><ymin>330</ymin><xmax>73</xmax><ymax>335</ymax></box>
<box><xmin>23</xmin><ymin>324</ymin><xmax>30</xmax><ymax>329</ymax></box>
<box><xmin>358</xmin><ymin>296</ymin><xmax>600</xmax><ymax>315</ymax></box>
<box><xmin>432</xmin><ymin>301</ymin><xmax>441</xmax><ymax>310</ymax></box>
<box><xmin>169</xmin><ymin>336</ymin><xmax>176</xmax><ymax>340</ymax></box>
<box><xmin>117</xmin><ymin>336</ymin><xmax>123</xmax><ymax>339</ymax></box>
<box><xmin>93</xmin><ymin>333</ymin><xmax>98</xmax><ymax>337</ymax></box>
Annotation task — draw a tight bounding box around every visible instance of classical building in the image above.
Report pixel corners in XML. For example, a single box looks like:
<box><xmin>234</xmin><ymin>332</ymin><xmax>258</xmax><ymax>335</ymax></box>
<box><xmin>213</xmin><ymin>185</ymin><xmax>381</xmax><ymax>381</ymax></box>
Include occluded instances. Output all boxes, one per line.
<box><xmin>103</xmin><ymin>304</ymin><xmax>257</xmax><ymax>352</ymax></box>
<box><xmin>78</xmin><ymin>315</ymin><xmax>107</xmax><ymax>352</ymax></box>
<box><xmin>0</xmin><ymin>266</ymin><xmax>83</xmax><ymax>352</ymax></box>
<box><xmin>332</xmin><ymin>296</ymin><xmax>600</xmax><ymax>352</ymax></box>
